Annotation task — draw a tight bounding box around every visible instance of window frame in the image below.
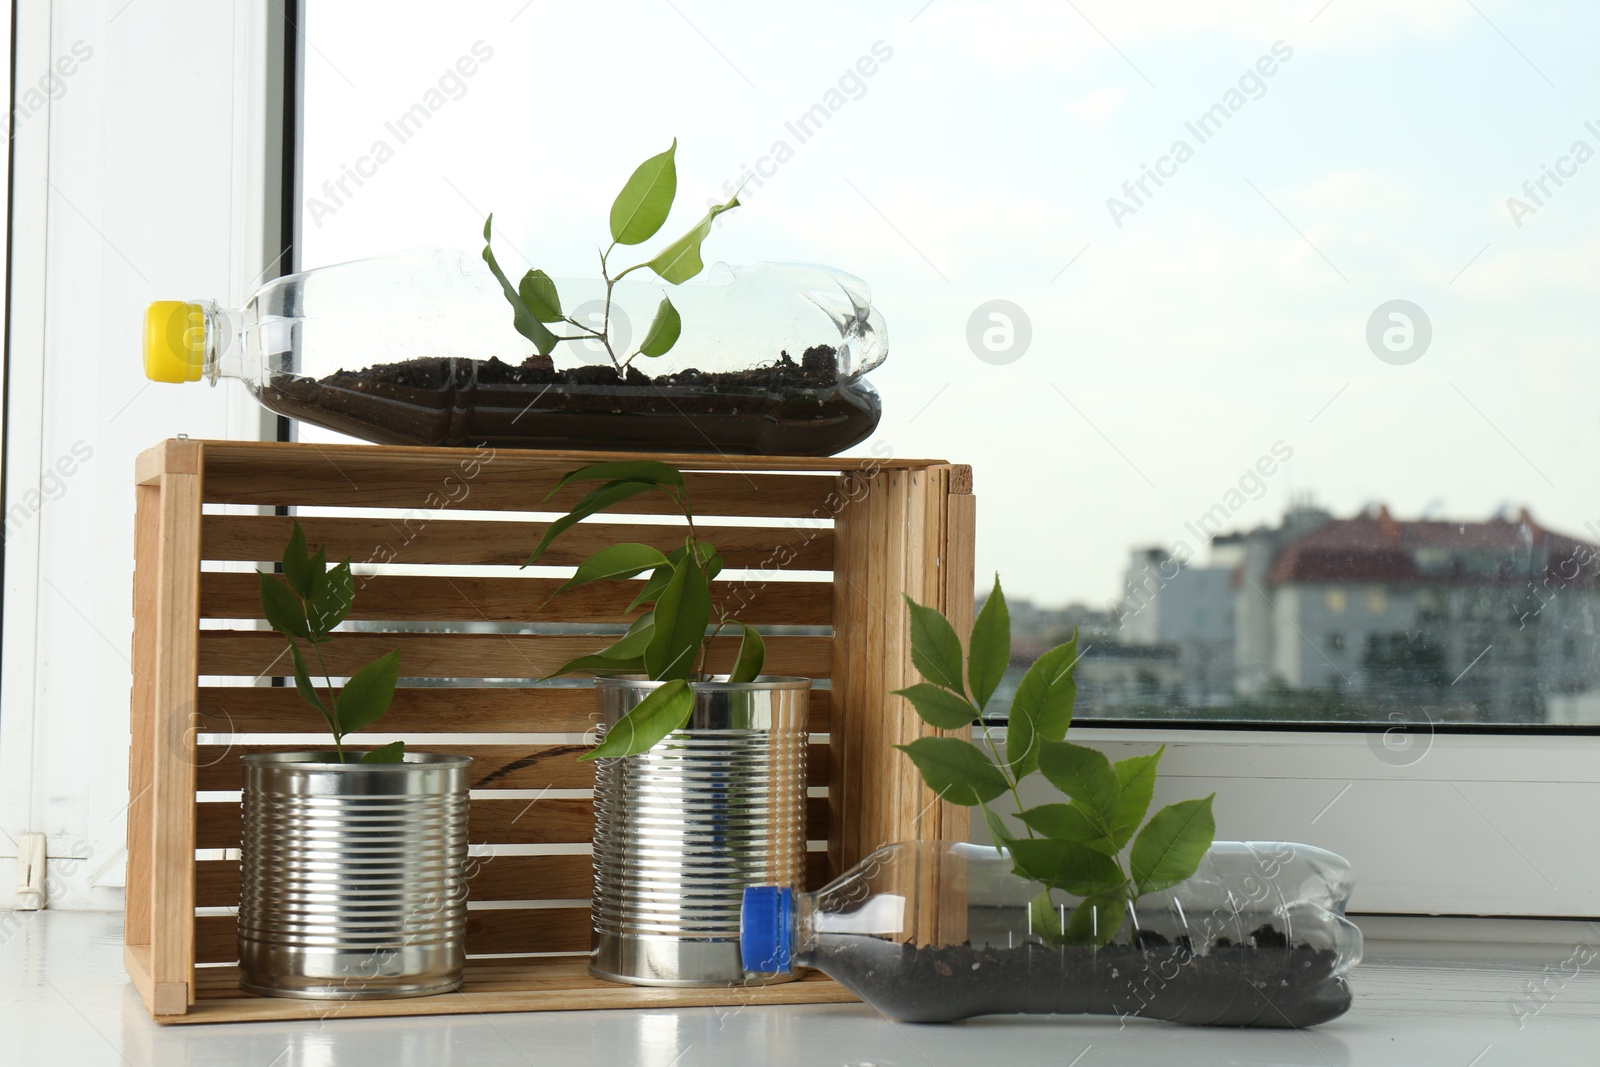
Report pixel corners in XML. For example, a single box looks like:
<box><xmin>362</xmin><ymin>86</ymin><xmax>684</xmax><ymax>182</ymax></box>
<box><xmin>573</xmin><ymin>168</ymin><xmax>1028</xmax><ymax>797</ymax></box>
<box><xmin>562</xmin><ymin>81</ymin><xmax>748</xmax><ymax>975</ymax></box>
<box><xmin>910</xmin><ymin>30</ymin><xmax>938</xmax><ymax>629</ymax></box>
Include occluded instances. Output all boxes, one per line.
<box><xmin>277</xmin><ymin>3</ymin><xmax>1600</xmax><ymax>921</ymax></box>
<box><xmin>0</xmin><ymin>0</ymin><xmax>288</xmax><ymax>906</ymax></box>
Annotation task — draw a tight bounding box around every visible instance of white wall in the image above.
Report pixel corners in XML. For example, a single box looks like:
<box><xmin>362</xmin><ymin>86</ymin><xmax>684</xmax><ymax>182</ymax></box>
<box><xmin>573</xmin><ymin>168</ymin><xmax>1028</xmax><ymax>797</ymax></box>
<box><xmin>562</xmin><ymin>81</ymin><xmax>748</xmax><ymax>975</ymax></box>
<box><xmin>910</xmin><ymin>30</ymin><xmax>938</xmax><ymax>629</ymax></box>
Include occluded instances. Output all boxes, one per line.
<box><xmin>1</xmin><ymin>0</ymin><xmax>276</xmax><ymax>909</ymax></box>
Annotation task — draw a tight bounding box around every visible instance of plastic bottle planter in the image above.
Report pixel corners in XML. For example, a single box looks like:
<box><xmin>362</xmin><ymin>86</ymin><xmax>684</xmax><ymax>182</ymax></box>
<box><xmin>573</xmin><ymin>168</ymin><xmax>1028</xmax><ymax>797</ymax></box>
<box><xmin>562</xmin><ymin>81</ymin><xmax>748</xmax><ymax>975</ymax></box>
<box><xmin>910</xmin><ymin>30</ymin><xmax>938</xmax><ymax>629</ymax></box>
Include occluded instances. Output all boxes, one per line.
<box><xmin>238</xmin><ymin>752</ymin><xmax>472</xmax><ymax>999</ymax></box>
<box><xmin>742</xmin><ymin>840</ymin><xmax>1363</xmax><ymax>1027</ymax></box>
<box><xmin>590</xmin><ymin>677</ymin><xmax>809</xmax><ymax>986</ymax></box>
<box><xmin>144</xmin><ymin>252</ymin><xmax>887</xmax><ymax>455</ymax></box>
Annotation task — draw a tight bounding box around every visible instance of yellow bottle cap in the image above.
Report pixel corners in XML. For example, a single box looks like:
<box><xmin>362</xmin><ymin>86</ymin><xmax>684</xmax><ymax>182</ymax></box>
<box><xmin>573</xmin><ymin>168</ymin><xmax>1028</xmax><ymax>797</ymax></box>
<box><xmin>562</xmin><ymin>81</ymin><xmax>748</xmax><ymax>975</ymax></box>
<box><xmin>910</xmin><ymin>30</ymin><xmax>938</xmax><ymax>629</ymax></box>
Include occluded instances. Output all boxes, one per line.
<box><xmin>144</xmin><ymin>300</ymin><xmax>206</xmax><ymax>383</ymax></box>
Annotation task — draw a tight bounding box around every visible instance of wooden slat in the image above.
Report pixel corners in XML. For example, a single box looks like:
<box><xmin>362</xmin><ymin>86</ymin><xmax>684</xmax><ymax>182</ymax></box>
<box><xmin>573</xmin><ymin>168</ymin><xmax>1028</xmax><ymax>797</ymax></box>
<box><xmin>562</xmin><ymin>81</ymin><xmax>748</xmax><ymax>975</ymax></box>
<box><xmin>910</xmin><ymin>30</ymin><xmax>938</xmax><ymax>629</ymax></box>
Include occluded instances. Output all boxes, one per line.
<box><xmin>186</xmin><ymin>960</ymin><xmax>847</xmax><ymax>996</ymax></box>
<box><xmin>194</xmin><ymin>850</ymin><xmax>835</xmax><ymax>908</ymax></box>
<box><xmin>193</xmin><ymin>685</ymin><xmax>832</xmax><ymax>734</ymax></box>
<box><xmin>149</xmin><ymin>441</ymin><xmax>204</xmax><ymax>1009</ymax></box>
<box><xmin>124</xmin><ymin>944</ymin><xmax>154</xmax><ymax>1015</ymax></box>
<box><xmin>196</xmin><ymin>440</ymin><xmax>943</xmax><ymax>475</ymax></box>
<box><xmin>934</xmin><ymin>474</ymin><xmax>976</xmax><ymax>949</ymax></box>
<box><xmin>127</xmin><ymin>486</ymin><xmax>158</xmax><ymax>952</ymax></box>
<box><xmin>195</xmin><ymin>796</ymin><xmax>830</xmax><ymax>850</ymax></box>
<box><xmin>193</xmin><ymin>742</ymin><xmax>833</xmax><ymax>792</ymax></box>
<box><xmin>194</xmin><ymin>907</ymin><xmax>591</xmax><ymax>965</ymax></box>
<box><xmin>201</xmin><ymin>445</ymin><xmax>839</xmax><ymax>516</ymax></box>
<box><xmin>204</xmin><ymin>572</ymin><xmax>833</xmax><ymax>625</ymax></box>
<box><xmin>197</xmin><ymin>631</ymin><xmax>833</xmax><ymax>679</ymax></box>
<box><xmin>830</xmin><ymin>465</ymin><xmax>975</xmax><ymax>881</ymax></box>
<box><xmin>202</xmin><ymin>515</ymin><xmax>834</xmax><ymax>571</ymax></box>
<box><xmin>170</xmin><ymin>961</ymin><xmax>852</xmax><ymax>1023</ymax></box>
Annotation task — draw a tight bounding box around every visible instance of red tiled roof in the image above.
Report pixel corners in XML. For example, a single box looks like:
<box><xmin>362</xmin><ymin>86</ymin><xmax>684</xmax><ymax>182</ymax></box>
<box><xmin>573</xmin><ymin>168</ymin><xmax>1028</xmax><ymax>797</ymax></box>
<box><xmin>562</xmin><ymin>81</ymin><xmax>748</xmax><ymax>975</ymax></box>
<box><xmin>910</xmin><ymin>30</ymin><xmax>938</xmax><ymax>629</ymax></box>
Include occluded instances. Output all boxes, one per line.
<box><xmin>1268</xmin><ymin>506</ymin><xmax>1596</xmax><ymax>586</ymax></box>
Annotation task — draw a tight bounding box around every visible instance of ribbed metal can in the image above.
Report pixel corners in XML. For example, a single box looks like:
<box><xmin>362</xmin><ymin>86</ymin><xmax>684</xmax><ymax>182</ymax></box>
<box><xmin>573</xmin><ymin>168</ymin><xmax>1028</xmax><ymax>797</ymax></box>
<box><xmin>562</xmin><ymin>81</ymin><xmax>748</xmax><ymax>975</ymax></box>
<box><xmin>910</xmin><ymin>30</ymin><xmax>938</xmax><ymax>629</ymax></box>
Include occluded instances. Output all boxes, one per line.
<box><xmin>590</xmin><ymin>677</ymin><xmax>809</xmax><ymax>986</ymax></box>
<box><xmin>238</xmin><ymin>751</ymin><xmax>472</xmax><ymax>999</ymax></box>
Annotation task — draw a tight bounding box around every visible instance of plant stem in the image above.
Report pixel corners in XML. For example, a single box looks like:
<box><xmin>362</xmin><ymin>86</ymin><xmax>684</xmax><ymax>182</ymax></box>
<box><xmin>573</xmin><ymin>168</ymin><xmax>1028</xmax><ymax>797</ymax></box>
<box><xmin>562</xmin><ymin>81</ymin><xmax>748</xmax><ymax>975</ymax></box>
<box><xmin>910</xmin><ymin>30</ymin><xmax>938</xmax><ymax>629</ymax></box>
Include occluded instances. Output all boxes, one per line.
<box><xmin>975</xmin><ymin>719</ymin><xmax>1035</xmax><ymax>839</ymax></box>
<box><xmin>698</xmin><ymin>614</ymin><xmax>729</xmax><ymax>681</ymax></box>
<box><xmin>310</xmin><ymin>641</ymin><xmax>345</xmax><ymax>764</ymax></box>
<box><xmin>597</xmin><ymin>243</ymin><xmax>626</xmax><ymax>374</ymax></box>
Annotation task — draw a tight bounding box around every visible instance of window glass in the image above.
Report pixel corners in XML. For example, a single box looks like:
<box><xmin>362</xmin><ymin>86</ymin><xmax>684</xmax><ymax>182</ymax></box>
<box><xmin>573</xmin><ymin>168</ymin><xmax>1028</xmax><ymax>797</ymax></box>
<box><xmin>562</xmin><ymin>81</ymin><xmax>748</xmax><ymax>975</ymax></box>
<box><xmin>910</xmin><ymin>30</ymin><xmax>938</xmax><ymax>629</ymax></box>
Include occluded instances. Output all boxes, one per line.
<box><xmin>299</xmin><ymin>1</ymin><xmax>1600</xmax><ymax>726</ymax></box>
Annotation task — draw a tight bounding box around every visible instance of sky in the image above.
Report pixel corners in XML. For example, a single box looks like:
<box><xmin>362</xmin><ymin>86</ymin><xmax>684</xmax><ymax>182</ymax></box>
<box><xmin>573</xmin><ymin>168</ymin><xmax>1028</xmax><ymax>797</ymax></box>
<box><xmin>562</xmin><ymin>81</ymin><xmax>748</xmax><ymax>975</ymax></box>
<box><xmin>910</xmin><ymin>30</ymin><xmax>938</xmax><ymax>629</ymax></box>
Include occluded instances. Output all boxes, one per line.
<box><xmin>297</xmin><ymin>0</ymin><xmax>1600</xmax><ymax>609</ymax></box>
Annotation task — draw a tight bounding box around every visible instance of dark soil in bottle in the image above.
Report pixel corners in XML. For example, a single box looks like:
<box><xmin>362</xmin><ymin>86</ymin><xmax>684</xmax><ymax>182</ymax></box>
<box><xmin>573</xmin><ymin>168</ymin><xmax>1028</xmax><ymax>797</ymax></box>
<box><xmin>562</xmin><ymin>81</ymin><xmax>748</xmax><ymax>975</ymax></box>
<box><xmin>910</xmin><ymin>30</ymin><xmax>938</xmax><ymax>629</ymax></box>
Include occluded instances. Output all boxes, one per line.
<box><xmin>258</xmin><ymin>346</ymin><xmax>880</xmax><ymax>455</ymax></box>
<box><xmin>811</xmin><ymin>925</ymin><xmax>1352</xmax><ymax>1027</ymax></box>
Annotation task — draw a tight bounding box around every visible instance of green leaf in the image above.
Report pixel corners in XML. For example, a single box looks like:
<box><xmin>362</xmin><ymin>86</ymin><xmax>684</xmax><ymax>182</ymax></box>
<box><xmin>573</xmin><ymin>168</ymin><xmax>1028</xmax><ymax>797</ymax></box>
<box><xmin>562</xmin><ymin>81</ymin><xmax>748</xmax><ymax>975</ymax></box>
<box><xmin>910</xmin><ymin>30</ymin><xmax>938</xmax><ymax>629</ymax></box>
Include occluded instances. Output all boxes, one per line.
<box><xmin>627</xmin><ymin>565</ymin><xmax>674</xmax><ymax>613</ymax></box>
<box><xmin>545</xmin><ymin>653</ymin><xmax>647</xmax><ymax>678</ymax></box>
<box><xmin>980</xmin><ymin>803</ymin><xmax>1014</xmax><ymax>848</ymax></box>
<box><xmin>582</xmin><ymin>677</ymin><xmax>694</xmax><ymax>759</ymax></box>
<box><xmin>662</xmin><ymin>541</ymin><xmax>718</xmax><ymax>578</ymax></box>
<box><xmin>728</xmin><ymin>622</ymin><xmax>765</xmax><ymax>683</ymax></box>
<box><xmin>527</xmin><ymin>480</ymin><xmax>659</xmax><ymax>564</ymax></box>
<box><xmin>359</xmin><ymin>741</ymin><xmax>406</xmax><ymax>764</ymax></box>
<box><xmin>892</xmin><ymin>683</ymin><xmax>977</xmax><ymax>730</ymax></box>
<box><xmin>606</xmin><ymin>611</ymin><xmax>657</xmax><ymax>660</ymax></box>
<box><xmin>1007</xmin><ymin>837</ymin><xmax>1128</xmax><ymax>898</ymax></box>
<box><xmin>1017</xmin><ymin>802</ymin><xmax>1119</xmax><ymax>855</ymax></box>
<box><xmin>543</xmin><ymin>614</ymin><xmax>656</xmax><ymax>678</ymax></box>
<box><xmin>644</xmin><ymin>554</ymin><xmax>711</xmax><ymax>680</ymax></box>
<box><xmin>281</xmin><ymin>522</ymin><xmax>315</xmax><ymax>598</ymax></box>
<box><xmin>1037</xmin><ymin>740</ymin><xmax>1121</xmax><ymax>826</ymax></box>
<box><xmin>893</xmin><ymin>737</ymin><xmax>1008</xmax><ymax>807</ymax></box>
<box><xmin>518</xmin><ymin>269</ymin><xmax>563</xmax><ymax>322</ymax></box>
<box><xmin>1029</xmin><ymin>890</ymin><xmax>1067</xmax><ymax>947</ymax></box>
<box><xmin>287</xmin><ymin>641</ymin><xmax>336</xmax><ymax>735</ymax></box>
<box><xmin>968</xmin><ymin>575</ymin><xmax>1010</xmax><ymax>712</ymax></box>
<box><xmin>482</xmin><ymin>213</ymin><xmax>559</xmax><ymax>356</ymax></box>
<box><xmin>307</xmin><ymin>559</ymin><xmax>354</xmax><ymax>636</ymax></box>
<box><xmin>1129</xmin><ymin>794</ymin><xmax>1216</xmax><ymax>897</ymax></box>
<box><xmin>645</xmin><ymin>194</ymin><xmax>739</xmax><ymax>284</ymax></box>
<box><xmin>637</xmin><ymin>295</ymin><xmax>682</xmax><ymax>357</ymax></box>
<box><xmin>259</xmin><ymin>573</ymin><xmax>309</xmax><ymax>640</ymax></box>
<box><xmin>903</xmin><ymin>594</ymin><xmax>964</xmax><ymax>694</ymax></box>
<box><xmin>1005</xmin><ymin>710</ymin><xmax>1038</xmax><ymax>781</ymax></box>
<box><xmin>1007</xmin><ymin>639</ymin><xmax>1079</xmax><ymax>779</ymax></box>
<box><xmin>609</xmin><ymin>139</ymin><xmax>678</xmax><ymax>245</ymax></box>
<box><xmin>1064</xmin><ymin>893</ymin><xmax>1127</xmax><ymax>948</ymax></box>
<box><xmin>1109</xmin><ymin>747</ymin><xmax>1163</xmax><ymax>849</ymax></box>
<box><xmin>558</xmin><ymin>543</ymin><xmax>672</xmax><ymax>594</ymax></box>
<box><xmin>334</xmin><ymin>650</ymin><xmax>400</xmax><ymax>736</ymax></box>
<box><xmin>547</xmin><ymin>460</ymin><xmax>685</xmax><ymax>500</ymax></box>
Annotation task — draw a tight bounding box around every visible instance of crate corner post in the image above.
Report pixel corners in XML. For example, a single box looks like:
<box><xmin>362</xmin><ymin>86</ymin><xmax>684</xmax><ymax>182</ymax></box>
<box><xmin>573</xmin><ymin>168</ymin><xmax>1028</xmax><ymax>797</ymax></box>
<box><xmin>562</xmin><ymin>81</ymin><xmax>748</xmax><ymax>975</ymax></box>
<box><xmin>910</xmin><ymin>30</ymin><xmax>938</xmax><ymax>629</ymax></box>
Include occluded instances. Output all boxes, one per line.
<box><xmin>829</xmin><ymin>461</ymin><xmax>976</xmax><ymax>878</ymax></box>
<box><xmin>127</xmin><ymin>437</ymin><xmax>204</xmax><ymax>1016</ymax></box>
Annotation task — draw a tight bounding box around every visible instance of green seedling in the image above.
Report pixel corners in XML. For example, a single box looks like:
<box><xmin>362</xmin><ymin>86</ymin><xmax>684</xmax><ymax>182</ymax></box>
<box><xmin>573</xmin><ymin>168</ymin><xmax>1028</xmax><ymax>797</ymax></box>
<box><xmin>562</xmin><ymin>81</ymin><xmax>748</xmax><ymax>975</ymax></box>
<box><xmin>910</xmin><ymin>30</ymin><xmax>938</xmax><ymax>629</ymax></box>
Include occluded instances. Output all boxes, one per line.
<box><xmin>896</xmin><ymin>575</ymin><xmax>1217</xmax><ymax>946</ymax></box>
<box><xmin>531</xmin><ymin>460</ymin><xmax>764</xmax><ymax>760</ymax></box>
<box><xmin>258</xmin><ymin>521</ymin><xmax>402</xmax><ymax>764</ymax></box>
<box><xmin>482</xmin><ymin>139</ymin><xmax>738</xmax><ymax>377</ymax></box>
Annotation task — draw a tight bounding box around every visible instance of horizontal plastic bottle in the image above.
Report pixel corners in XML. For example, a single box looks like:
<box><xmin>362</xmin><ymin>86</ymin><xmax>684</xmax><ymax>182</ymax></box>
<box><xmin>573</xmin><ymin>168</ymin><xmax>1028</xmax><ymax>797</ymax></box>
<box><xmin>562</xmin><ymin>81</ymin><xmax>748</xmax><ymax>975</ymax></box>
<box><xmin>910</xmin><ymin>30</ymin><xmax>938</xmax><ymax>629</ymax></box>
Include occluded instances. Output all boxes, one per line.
<box><xmin>741</xmin><ymin>840</ymin><xmax>1362</xmax><ymax>1027</ymax></box>
<box><xmin>142</xmin><ymin>250</ymin><xmax>887</xmax><ymax>454</ymax></box>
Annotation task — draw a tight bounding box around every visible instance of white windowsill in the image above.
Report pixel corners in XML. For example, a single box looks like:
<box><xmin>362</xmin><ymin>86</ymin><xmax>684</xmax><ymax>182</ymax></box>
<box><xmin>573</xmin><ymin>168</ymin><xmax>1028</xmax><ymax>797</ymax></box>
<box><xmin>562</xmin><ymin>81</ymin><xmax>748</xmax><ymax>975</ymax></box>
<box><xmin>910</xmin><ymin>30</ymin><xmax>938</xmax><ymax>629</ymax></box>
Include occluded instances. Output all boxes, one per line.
<box><xmin>2</xmin><ymin>911</ymin><xmax>1595</xmax><ymax>1065</ymax></box>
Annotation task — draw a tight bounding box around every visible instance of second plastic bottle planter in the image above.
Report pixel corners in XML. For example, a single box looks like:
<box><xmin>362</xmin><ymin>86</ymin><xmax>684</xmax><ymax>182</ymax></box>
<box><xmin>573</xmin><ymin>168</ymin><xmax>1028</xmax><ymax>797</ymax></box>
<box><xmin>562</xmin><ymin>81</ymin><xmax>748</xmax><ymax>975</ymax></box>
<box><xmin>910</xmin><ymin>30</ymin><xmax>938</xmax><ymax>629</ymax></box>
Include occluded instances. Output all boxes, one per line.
<box><xmin>589</xmin><ymin>676</ymin><xmax>810</xmax><ymax>986</ymax></box>
<box><xmin>742</xmin><ymin>840</ymin><xmax>1362</xmax><ymax>1026</ymax></box>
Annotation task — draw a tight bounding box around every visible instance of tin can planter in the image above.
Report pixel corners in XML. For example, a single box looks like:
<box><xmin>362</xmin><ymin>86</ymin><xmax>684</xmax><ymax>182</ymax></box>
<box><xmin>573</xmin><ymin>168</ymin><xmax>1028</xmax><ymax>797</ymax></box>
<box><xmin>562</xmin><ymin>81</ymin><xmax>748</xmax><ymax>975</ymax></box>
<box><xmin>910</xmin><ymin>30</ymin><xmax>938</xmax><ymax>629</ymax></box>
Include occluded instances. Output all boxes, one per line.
<box><xmin>238</xmin><ymin>751</ymin><xmax>472</xmax><ymax>999</ymax></box>
<box><xmin>590</xmin><ymin>677</ymin><xmax>810</xmax><ymax>986</ymax></box>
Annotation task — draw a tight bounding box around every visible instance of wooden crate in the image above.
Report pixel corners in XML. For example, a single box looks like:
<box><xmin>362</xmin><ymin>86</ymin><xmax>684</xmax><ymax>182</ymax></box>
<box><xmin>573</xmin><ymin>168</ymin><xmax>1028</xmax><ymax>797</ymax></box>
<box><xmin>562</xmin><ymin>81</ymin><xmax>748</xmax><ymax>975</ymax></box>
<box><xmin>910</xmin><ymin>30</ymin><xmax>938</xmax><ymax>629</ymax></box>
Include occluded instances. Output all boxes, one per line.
<box><xmin>125</xmin><ymin>439</ymin><xmax>975</xmax><ymax>1024</ymax></box>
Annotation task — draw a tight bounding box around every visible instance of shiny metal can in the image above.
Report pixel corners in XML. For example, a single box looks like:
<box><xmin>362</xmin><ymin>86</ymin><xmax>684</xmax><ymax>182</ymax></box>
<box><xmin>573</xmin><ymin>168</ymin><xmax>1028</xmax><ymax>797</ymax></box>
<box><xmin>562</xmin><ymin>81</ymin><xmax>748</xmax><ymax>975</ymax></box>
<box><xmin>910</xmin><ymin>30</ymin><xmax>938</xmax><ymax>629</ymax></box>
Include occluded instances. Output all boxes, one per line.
<box><xmin>590</xmin><ymin>677</ymin><xmax>810</xmax><ymax>986</ymax></box>
<box><xmin>238</xmin><ymin>751</ymin><xmax>472</xmax><ymax>999</ymax></box>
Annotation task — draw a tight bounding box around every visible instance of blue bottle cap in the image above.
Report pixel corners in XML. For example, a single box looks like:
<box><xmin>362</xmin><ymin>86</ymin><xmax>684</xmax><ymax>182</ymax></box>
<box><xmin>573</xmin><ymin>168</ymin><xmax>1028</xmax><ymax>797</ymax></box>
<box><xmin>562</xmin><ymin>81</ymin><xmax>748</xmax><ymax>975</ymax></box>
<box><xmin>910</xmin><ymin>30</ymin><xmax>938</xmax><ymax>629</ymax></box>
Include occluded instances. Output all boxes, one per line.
<box><xmin>740</xmin><ymin>885</ymin><xmax>794</xmax><ymax>973</ymax></box>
